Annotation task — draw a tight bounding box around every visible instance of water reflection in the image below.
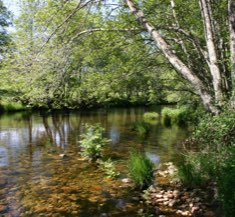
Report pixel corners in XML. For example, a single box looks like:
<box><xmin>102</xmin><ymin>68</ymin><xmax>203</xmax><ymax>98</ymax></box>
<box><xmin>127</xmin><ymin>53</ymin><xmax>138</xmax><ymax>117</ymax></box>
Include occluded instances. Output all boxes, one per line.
<box><xmin>0</xmin><ymin>108</ymin><xmax>189</xmax><ymax>216</ymax></box>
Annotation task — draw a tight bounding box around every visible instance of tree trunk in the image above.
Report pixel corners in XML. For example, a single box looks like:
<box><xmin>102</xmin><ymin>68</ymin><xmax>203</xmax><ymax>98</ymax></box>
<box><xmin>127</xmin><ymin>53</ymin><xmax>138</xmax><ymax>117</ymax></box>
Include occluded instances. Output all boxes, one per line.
<box><xmin>229</xmin><ymin>0</ymin><xmax>235</xmax><ymax>107</ymax></box>
<box><xmin>199</xmin><ymin>0</ymin><xmax>224</xmax><ymax>105</ymax></box>
<box><xmin>125</xmin><ymin>0</ymin><xmax>219</xmax><ymax>114</ymax></box>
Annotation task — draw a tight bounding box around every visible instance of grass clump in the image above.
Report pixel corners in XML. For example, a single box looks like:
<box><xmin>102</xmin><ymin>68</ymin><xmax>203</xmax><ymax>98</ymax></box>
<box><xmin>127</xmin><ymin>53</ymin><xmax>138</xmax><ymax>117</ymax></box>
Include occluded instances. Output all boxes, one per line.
<box><xmin>130</xmin><ymin>121</ymin><xmax>151</xmax><ymax>135</ymax></box>
<box><xmin>128</xmin><ymin>151</ymin><xmax>154</xmax><ymax>189</ymax></box>
<box><xmin>177</xmin><ymin>152</ymin><xmax>215</xmax><ymax>187</ymax></box>
<box><xmin>177</xmin><ymin>111</ymin><xmax>235</xmax><ymax>216</ymax></box>
<box><xmin>161</xmin><ymin>106</ymin><xmax>198</xmax><ymax>126</ymax></box>
<box><xmin>80</xmin><ymin>124</ymin><xmax>110</xmax><ymax>161</ymax></box>
<box><xmin>143</xmin><ymin>112</ymin><xmax>159</xmax><ymax>120</ymax></box>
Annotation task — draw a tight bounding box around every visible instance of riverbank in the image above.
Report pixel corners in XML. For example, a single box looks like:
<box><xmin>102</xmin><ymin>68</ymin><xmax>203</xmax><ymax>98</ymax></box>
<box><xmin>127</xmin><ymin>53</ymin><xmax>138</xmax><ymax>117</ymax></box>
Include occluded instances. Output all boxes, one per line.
<box><xmin>147</xmin><ymin>162</ymin><xmax>218</xmax><ymax>217</ymax></box>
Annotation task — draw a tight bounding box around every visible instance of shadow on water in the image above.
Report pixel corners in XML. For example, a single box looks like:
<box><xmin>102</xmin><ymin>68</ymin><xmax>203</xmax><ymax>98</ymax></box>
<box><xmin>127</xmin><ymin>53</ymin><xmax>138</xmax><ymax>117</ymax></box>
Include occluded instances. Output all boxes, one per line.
<box><xmin>0</xmin><ymin>107</ymin><xmax>190</xmax><ymax>216</ymax></box>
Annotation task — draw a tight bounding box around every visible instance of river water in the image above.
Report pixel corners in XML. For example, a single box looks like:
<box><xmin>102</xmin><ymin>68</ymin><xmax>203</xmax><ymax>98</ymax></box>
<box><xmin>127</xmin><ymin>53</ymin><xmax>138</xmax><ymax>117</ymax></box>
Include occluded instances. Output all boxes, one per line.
<box><xmin>0</xmin><ymin>107</ymin><xmax>189</xmax><ymax>216</ymax></box>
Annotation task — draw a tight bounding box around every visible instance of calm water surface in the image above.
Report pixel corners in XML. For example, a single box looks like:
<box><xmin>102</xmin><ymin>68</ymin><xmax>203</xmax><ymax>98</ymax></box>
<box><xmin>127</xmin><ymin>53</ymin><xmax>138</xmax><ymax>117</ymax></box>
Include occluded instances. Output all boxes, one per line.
<box><xmin>0</xmin><ymin>107</ymin><xmax>190</xmax><ymax>216</ymax></box>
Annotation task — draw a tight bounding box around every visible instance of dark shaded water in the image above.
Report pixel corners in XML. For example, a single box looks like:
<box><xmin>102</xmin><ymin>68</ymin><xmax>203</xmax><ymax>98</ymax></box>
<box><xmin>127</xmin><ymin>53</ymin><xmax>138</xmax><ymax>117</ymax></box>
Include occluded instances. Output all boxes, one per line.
<box><xmin>0</xmin><ymin>107</ymin><xmax>190</xmax><ymax>216</ymax></box>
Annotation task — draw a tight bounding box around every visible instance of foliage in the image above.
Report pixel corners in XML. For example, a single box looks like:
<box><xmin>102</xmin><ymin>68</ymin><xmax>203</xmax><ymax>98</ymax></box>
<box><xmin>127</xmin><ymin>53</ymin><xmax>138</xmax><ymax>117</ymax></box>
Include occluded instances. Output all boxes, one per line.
<box><xmin>143</xmin><ymin>112</ymin><xmax>159</xmax><ymax>120</ymax></box>
<box><xmin>0</xmin><ymin>99</ymin><xmax>26</xmax><ymax>112</ymax></box>
<box><xmin>80</xmin><ymin>124</ymin><xmax>109</xmax><ymax>161</ymax></box>
<box><xmin>217</xmin><ymin>147</ymin><xmax>235</xmax><ymax>217</ymax></box>
<box><xmin>177</xmin><ymin>152</ymin><xmax>215</xmax><ymax>187</ymax></box>
<box><xmin>130</xmin><ymin>121</ymin><xmax>151</xmax><ymax>135</ymax></box>
<box><xmin>177</xmin><ymin>111</ymin><xmax>235</xmax><ymax>216</ymax></box>
<box><xmin>193</xmin><ymin>110</ymin><xmax>235</xmax><ymax>149</ymax></box>
<box><xmin>161</xmin><ymin>106</ymin><xmax>199</xmax><ymax>126</ymax></box>
<box><xmin>128</xmin><ymin>151</ymin><xmax>154</xmax><ymax>189</ymax></box>
<box><xmin>0</xmin><ymin>0</ymin><xmax>11</xmax><ymax>54</ymax></box>
<box><xmin>97</xmin><ymin>158</ymin><xmax>120</xmax><ymax>178</ymax></box>
<box><xmin>0</xmin><ymin>0</ymin><xmax>194</xmax><ymax>110</ymax></box>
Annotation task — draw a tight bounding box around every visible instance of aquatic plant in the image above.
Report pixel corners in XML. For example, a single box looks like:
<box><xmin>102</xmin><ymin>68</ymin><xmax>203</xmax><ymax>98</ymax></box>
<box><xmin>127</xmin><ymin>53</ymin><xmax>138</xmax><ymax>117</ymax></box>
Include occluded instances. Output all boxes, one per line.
<box><xmin>80</xmin><ymin>124</ymin><xmax>110</xmax><ymax>161</ymax></box>
<box><xmin>128</xmin><ymin>151</ymin><xmax>154</xmax><ymax>189</ymax></box>
<box><xmin>130</xmin><ymin>121</ymin><xmax>151</xmax><ymax>135</ymax></box>
<box><xmin>161</xmin><ymin>106</ymin><xmax>198</xmax><ymax>126</ymax></box>
<box><xmin>98</xmin><ymin>158</ymin><xmax>120</xmax><ymax>178</ymax></box>
<box><xmin>143</xmin><ymin>112</ymin><xmax>159</xmax><ymax>120</ymax></box>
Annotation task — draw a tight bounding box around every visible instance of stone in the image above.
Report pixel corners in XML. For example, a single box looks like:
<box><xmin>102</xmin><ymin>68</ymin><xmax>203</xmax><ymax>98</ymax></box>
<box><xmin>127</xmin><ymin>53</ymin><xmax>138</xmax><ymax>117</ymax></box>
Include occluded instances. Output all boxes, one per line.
<box><xmin>156</xmin><ymin>198</ymin><xmax>168</xmax><ymax>203</ymax></box>
<box><xmin>100</xmin><ymin>213</ymin><xmax>108</xmax><ymax>217</ymax></box>
<box><xmin>181</xmin><ymin>211</ymin><xmax>190</xmax><ymax>216</ymax></box>
<box><xmin>167</xmin><ymin>193</ymin><xmax>174</xmax><ymax>199</ymax></box>
<box><xmin>154</xmin><ymin>193</ymin><xmax>163</xmax><ymax>199</ymax></box>
<box><xmin>173</xmin><ymin>190</ymin><xmax>179</xmax><ymax>197</ymax></box>
<box><xmin>176</xmin><ymin>210</ymin><xmax>183</xmax><ymax>215</ymax></box>
<box><xmin>168</xmin><ymin>199</ymin><xmax>176</xmax><ymax>207</ymax></box>
<box><xmin>121</xmin><ymin>178</ymin><xmax>131</xmax><ymax>183</ymax></box>
<box><xmin>191</xmin><ymin>206</ymin><xmax>199</xmax><ymax>213</ymax></box>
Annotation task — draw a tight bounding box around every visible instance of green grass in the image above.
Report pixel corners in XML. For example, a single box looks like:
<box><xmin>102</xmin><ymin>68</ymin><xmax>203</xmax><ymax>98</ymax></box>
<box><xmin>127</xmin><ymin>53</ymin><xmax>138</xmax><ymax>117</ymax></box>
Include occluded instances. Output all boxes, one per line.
<box><xmin>161</xmin><ymin>106</ymin><xmax>197</xmax><ymax>126</ymax></box>
<box><xmin>177</xmin><ymin>111</ymin><xmax>235</xmax><ymax>217</ymax></box>
<box><xmin>130</xmin><ymin>121</ymin><xmax>151</xmax><ymax>135</ymax></box>
<box><xmin>143</xmin><ymin>112</ymin><xmax>159</xmax><ymax>120</ymax></box>
<box><xmin>128</xmin><ymin>151</ymin><xmax>154</xmax><ymax>189</ymax></box>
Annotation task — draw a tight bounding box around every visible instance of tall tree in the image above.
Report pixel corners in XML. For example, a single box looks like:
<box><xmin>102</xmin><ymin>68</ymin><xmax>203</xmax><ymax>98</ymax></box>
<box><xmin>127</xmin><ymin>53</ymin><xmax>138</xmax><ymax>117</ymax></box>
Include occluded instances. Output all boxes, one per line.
<box><xmin>0</xmin><ymin>0</ymin><xmax>11</xmax><ymax>55</ymax></box>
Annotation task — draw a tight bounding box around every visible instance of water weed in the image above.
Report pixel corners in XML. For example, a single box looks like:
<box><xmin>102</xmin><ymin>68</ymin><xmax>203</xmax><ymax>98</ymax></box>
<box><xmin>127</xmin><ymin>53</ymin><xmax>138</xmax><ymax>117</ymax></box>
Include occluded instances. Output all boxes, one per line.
<box><xmin>128</xmin><ymin>151</ymin><xmax>154</xmax><ymax>189</ymax></box>
<box><xmin>130</xmin><ymin>121</ymin><xmax>151</xmax><ymax>135</ymax></box>
<box><xmin>80</xmin><ymin>124</ymin><xmax>110</xmax><ymax>161</ymax></box>
<box><xmin>161</xmin><ymin>106</ymin><xmax>198</xmax><ymax>126</ymax></box>
<box><xmin>98</xmin><ymin>158</ymin><xmax>120</xmax><ymax>178</ymax></box>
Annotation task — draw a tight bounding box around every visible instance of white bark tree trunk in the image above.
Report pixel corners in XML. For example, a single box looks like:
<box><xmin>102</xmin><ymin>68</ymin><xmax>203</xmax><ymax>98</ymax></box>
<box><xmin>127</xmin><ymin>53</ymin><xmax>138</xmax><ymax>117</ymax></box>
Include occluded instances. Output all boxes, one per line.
<box><xmin>229</xmin><ymin>0</ymin><xmax>235</xmax><ymax>107</ymax></box>
<box><xmin>199</xmin><ymin>0</ymin><xmax>223</xmax><ymax>105</ymax></box>
<box><xmin>125</xmin><ymin>0</ymin><xmax>219</xmax><ymax>114</ymax></box>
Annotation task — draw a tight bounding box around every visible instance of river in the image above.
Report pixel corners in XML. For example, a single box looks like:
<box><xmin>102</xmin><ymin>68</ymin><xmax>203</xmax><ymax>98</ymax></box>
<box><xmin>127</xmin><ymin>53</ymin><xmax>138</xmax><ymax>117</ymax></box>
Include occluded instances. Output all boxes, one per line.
<box><xmin>0</xmin><ymin>107</ymin><xmax>189</xmax><ymax>216</ymax></box>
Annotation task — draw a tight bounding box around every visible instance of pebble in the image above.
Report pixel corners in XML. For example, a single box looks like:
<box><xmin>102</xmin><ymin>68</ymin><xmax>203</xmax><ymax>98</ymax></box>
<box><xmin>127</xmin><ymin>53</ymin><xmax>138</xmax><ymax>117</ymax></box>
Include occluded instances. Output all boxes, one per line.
<box><xmin>121</xmin><ymin>178</ymin><xmax>131</xmax><ymax>183</ymax></box>
<box><xmin>154</xmin><ymin>194</ymin><xmax>163</xmax><ymax>198</ymax></box>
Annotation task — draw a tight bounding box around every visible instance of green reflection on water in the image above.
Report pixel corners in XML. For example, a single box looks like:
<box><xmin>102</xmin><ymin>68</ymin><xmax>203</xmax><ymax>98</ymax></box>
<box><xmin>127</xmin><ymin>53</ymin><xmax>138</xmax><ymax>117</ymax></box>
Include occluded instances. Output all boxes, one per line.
<box><xmin>0</xmin><ymin>107</ymin><xmax>190</xmax><ymax>216</ymax></box>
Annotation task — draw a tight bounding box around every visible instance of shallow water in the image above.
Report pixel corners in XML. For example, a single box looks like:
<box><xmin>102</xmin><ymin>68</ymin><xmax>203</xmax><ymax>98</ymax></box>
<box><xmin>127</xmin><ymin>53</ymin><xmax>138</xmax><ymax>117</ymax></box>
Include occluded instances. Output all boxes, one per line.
<box><xmin>0</xmin><ymin>107</ymin><xmax>189</xmax><ymax>216</ymax></box>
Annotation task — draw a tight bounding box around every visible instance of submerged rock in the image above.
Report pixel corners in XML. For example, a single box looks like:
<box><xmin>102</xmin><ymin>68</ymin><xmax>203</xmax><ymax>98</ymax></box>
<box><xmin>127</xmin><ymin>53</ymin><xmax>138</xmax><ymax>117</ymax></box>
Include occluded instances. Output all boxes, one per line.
<box><xmin>121</xmin><ymin>178</ymin><xmax>131</xmax><ymax>183</ymax></box>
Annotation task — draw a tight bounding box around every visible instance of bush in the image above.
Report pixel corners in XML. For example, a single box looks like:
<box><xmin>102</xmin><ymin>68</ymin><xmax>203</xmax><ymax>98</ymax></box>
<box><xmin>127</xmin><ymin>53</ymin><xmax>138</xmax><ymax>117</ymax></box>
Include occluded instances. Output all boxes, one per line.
<box><xmin>128</xmin><ymin>151</ymin><xmax>154</xmax><ymax>189</ymax></box>
<box><xmin>161</xmin><ymin>106</ymin><xmax>199</xmax><ymax>126</ymax></box>
<box><xmin>177</xmin><ymin>111</ymin><xmax>235</xmax><ymax>216</ymax></box>
<box><xmin>80</xmin><ymin>124</ymin><xmax>110</xmax><ymax>161</ymax></box>
<box><xmin>143</xmin><ymin>112</ymin><xmax>159</xmax><ymax>120</ymax></box>
<box><xmin>1</xmin><ymin>101</ymin><xmax>26</xmax><ymax>112</ymax></box>
<box><xmin>217</xmin><ymin>147</ymin><xmax>235</xmax><ymax>217</ymax></box>
<box><xmin>193</xmin><ymin>111</ymin><xmax>235</xmax><ymax>149</ymax></box>
<box><xmin>130</xmin><ymin>121</ymin><xmax>151</xmax><ymax>135</ymax></box>
<box><xmin>177</xmin><ymin>152</ymin><xmax>215</xmax><ymax>187</ymax></box>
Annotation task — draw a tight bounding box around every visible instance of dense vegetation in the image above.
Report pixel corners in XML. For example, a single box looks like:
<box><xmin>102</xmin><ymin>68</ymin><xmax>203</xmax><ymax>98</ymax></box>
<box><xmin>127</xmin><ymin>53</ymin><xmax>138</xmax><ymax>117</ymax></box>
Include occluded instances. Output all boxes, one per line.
<box><xmin>177</xmin><ymin>111</ymin><xmax>235</xmax><ymax>216</ymax></box>
<box><xmin>0</xmin><ymin>0</ymin><xmax>235</xmax><ymax>216</ymax></box>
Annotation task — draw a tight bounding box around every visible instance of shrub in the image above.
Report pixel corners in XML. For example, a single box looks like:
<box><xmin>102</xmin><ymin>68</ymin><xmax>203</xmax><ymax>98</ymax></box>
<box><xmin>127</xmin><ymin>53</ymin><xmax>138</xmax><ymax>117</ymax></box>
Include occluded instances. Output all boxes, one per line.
<box><xmin>80</xmin><ymin>124</ymin><xmax>110</xmax><ymax>161</ymax></box>
<box><xmin>1</xmin><ymin>101</ymin><xmax>26</xmax><ymax>112</ymax></box>
<box><xmin>97</xmin><ymin>158</ymin><xmax>120</xmax><ymax>178</ymax></box>
<box><xmin>143</xmin><ymin>112</ymin><xmax>159</xmax><ymax>120</ymax></box>
<box><xmin>128</xmin><ymin>151</ymin><xmax>154</xmax><ymax>189</ymax></box>
<box><xmin>217</xmin><ymin>147</ymin><xmax>235</xmax><ymax>217</ymax></box>
<box><xmin>177</xmin><ymin>111</ymin><xmax>235</xmax><ymax>216</ymax></box>
<box><xmin>177</xmin><ymin>152</ymin><xmax>216</xmax><ymax>187</ymax></box>
<box><xmin>130</xmin><ymin>121</ymin><xmax>151</xmax><ymax>135</ymax></box>
<box><xmin>161</xmin><ymin>106</ymin><xmax>199</xmax><ymax>126</ymax></box>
